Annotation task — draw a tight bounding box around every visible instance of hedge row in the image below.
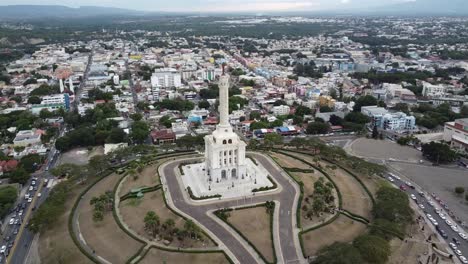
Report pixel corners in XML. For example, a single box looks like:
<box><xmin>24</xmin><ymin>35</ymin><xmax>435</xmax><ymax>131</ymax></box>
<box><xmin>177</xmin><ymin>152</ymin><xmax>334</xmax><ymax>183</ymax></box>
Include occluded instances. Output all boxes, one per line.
<box><xmin>341</xmin><ymin>209</ymin><xmax>370</xmax><ymax>224</ymax></box>
<box><xmin>126</xmin><ymin>244</ymin><xmax>147</xmax><ymax>264</ymax></box>
<box><xmin>267</xmin><ymin>153</ymin><xmax>304</xmax><ymax>229</ymax></box>
<box><xmin>276</xmin><ymin>150</ymin><xmax>343</xmax><ymax>209</ymax></box>
<box><xmin>120</xmin><ymin>184</ymin><xmax>162</xmax><ymax>201</ymax></box>
<box><xmin>68</xmin><ymin>169</ymin><xmax>117</xmax><ymax>264</ymax></box>
<box><xmin>157</xmin><ymin>161</ymin><xmax>219</xmax><ymax>247</ymax></box>
<box><xmin>67</xmin><ymin>151</ymin><xmax>199</xmax><ymax>263</ymax></box>
<box><xmin>252</xmin><ymin>176</ymin><xmax>278</xmax><ymax>193</ymax></box>
<box><xmin>187</xmin><ymin>186</ymin><xmax>222</xmax><ymax>200</ymax></box>
<box><xmin>298</xmin><ymin>212</ymin><xmax>341</xmax><ymax>258</ymax></box>
<box><xmin>214</xmin><ymin>202</ymin><xmax>277</xmax><ymax>264</ymax></box>
<box><xmin>284</xmin><ymin>167</ymin><xmax>315</xmax><ymax>173</ymax></box>
<box><xmin>133</xmin><ymin>245</ymin><xmax>235</xmax><ymax>264</ymax></box>
<box><xmin>319</xmin><ymin>156</ymin><xmax>375</xmax><ymax>206</ymax></box>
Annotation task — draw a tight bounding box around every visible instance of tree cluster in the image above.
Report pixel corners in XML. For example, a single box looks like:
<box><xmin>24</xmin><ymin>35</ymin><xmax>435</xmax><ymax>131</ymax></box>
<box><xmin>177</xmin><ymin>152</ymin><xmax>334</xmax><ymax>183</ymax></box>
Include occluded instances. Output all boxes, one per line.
<box><xmin>90</xmin><ymin>191</ymin><xmax>114</xmax><ymax>222</ymax></box>
<box><xmin>421</xmin><ymin>142</ymin><xmax>457</xmax><ymax>164</ymax></box>
<box><xmin>303</xmin><ymin>177</ymin><xmax>335</xmax><ymax>219</ymax></box>
<box><xmin>0</xmin><ymin>186</ymin><xmax>18</xmax><ymax>219</ymax></box>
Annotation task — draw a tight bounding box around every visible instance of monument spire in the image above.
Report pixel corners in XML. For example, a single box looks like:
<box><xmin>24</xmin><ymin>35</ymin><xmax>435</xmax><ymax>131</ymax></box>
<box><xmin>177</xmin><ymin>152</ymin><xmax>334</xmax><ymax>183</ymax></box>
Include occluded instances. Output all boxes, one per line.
<box><xmin>218</xmin><ymin>66</ymin><xmax>230</xmax><ymax>127</ymax></box>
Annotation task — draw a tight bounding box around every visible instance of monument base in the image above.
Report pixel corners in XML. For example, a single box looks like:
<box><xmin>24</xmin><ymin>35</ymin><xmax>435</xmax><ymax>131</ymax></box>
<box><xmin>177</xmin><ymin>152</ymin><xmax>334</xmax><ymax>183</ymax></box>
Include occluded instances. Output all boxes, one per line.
<box><xmin>181</xmin><ymin>158</ymin><xmax>273</xmax><ymax>199</ymax></box>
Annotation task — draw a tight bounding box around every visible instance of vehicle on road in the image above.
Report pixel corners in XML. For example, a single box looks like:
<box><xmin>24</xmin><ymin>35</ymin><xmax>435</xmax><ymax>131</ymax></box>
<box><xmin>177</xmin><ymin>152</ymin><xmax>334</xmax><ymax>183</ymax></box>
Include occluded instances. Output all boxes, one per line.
<box><xmin>459</xmin><ymin>233</ymin><xmax>468</xmax><ymax>240</ymax></box>
<box><xmin>27</xmin><ymin>197</ymin><xmax>32</xmax><ymax>203</ymax></box>
<box><xmin>0</xmin><ymin>245</ymin><xmax>6</xmax><ymax>253</ymax></box>
<box><xmin>456</xmin><ymin>250</ymin><xmax>463</xmax><ymax>256</ymax></box>
<box><xmin>451</xmin><ymin>225</ymin><xmax>459</xmax><ymax>232</ymax></box>
<box><xmin>410</xmin><ymin>194</ymin><xmax>417</xmax><ymax>200</ymax></box>
<box><xmin>13</xmin><ymin>229</ymin><xmax>18</xmax><ymax>235</ymax></box>
<box><xmin>453</xmin><ymin>237</ymin><xmax>461</xmax><ymax>245</ymax></box>
<box><xmin>9</xmin><ymin>218</ymin><xmax>14</xmax><ymax>225</ymax></box>
<box><xmin>446</xmin><ymin>220</ymin><xmax>453</xmax><ymax>226</ymax></box>
<box><xmin>450</xmin><ymin>242</ymin><xmax>457</xmax><ymax>250</ymax></box>
<box><xmin>400</xmin><ymin>185</ymin><xmax>407</xmax><ymax>191</ymax></box>
<box><xmin>460</xmin><ymin>256</ymin><xmax>468</xmax><ymax>264</ymax></box>
<box><xmin>387</xmin><ymin>176</ymin><xmax>394</xmax><ymax>182</ymax></box>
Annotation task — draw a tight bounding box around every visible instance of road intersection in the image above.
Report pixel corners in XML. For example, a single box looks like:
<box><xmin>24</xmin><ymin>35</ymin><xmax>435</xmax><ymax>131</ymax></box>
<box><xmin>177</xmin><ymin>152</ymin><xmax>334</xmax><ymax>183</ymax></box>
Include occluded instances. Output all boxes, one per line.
<box><xmin>159</xmin><ymin>152</ymin><xmax>304</xmax><ymax>264</ymax></box>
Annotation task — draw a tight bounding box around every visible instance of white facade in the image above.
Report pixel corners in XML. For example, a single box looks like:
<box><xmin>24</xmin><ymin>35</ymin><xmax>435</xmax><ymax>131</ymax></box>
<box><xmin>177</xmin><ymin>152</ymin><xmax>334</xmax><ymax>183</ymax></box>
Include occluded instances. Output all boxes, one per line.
<box><xmin>443</xmin><ymin>118</ymin><xmax>468</xmax><ymax>154</ymax></box>
<box><xmin>422</xmin><ymin>82</ymin><xmax>446</xmax><ymax>97</ymax></box>
<box><xmin>204</xmin><ymin>74</ymin><xmax>247</xmax><ymax>181</ymax></box>
<box><xmin>150</xmin><ymin>68</ymin><xmax>182</xmax><ymax>88</ymax></box>
<box><xmin>41</xmin><ymin>94</ymin><xmax>67</xmax><ymax>105</ymax></box>
<box><xmin>272</xmin><ymin>105</ymin><xmax>290</xmax><ymax>116</ymax></box>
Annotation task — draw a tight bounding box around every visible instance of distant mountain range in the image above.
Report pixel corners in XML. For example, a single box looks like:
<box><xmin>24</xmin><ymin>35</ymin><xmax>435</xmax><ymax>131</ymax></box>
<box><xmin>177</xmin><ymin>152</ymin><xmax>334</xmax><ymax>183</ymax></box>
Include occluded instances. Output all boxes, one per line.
<box><xmin>0</xmin><ymin>0</ymin><xmax>467</xmax><ymax>21</ymax></box>
<box><xmin>0</xmin><ymin>5</ymin><xmax>146</xmax><ymax>20</ymax></box>
<box><xmin>358</xmin><ymin>0</ymin><xmax>468</xmax><ymax>15</ymax></box>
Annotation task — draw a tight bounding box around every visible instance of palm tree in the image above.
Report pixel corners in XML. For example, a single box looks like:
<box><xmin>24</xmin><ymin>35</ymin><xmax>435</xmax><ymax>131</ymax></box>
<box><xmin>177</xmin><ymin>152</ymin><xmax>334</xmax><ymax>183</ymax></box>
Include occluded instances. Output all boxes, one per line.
<box><xmin>163</xmin><ymin>218</ymin><xmax>175</xmax><ymax>232</ymax></box>
<box><xmin>184</xmin><ymin>220</ymin><xmax>200</xmax><ymax>240</ymax></box>
<box><xmin>144</xmin><ymin>211</ymin><xmax>160</xmax><ymax>237</ymax></box>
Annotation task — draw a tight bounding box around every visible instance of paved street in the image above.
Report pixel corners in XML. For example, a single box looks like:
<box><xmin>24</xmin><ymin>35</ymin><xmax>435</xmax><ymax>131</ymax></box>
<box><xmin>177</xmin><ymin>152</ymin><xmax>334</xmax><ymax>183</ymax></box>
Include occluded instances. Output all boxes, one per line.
<box><xmin>386</xmin><ymin>171</ymin><xmax>468</xmax><ymax>263</ymax></box>
<box><xmin>161</xmin><ymin>153</ymin><xmax>303</xmax><ymax>264</ymax></box>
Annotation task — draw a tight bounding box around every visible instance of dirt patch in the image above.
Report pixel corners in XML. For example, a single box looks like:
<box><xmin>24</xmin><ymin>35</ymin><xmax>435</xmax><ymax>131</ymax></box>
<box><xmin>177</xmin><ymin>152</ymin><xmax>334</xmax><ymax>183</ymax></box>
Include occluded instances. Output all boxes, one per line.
<box><xmin>228</xmin><ymin>206</ymin><xmax>274</xmax><ymax>263</ymax></box>
<box><xmin>58</xmin><ymin>146</ymin><xmax>104</xmax><ymax>166</ymax></box>
<box><xmin>38</xmin><ymin>183</ymin><xmax>93</xmax><ymax>264</ymax></box>
<box><xmin>140</xmin><ymin>248</ymin><xmax>229</xmax><ymax>264</ymax></box>
<box><xmin>78</xmin><ymin>173</ymin><xmax>143</xmax><ymax>263</ymax></box>
<box><xmin>119</xmin><ymin>189</ymin><xmax>214</xmax><ymax>248</ymax></box>
<box><xmin>301</xmin><ymin>215</ymin><xmax>367</xmax><ymax>257</ymax></box>
<box><xmin>120</xmin><ymin>164</ymin><xmax>160</xmax><ymax>196</ymax></box>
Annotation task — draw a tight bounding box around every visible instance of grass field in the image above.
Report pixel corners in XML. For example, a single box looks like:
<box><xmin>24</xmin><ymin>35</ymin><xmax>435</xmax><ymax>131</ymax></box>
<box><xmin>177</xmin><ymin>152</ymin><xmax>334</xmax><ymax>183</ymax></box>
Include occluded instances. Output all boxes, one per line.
<box><xmin>120</xmin><ymin>163</ymin><xmax>160</xmax><ymax>196</ymax></box>
<box><xmin>139</xmin><ymin>248</ymin><xmax>229</xmax><ymax>264</ymax></box>
<box><xmin>38</xmin><ymin>182</ymin><xmax>93</xmax><ymax>264</ymax></box>
<box><xmin>270</xmin><ymin>152</ymin><xmax>338</xmax><ymax>228</ymax></box>
<box><xmin>78</xmin><ymin>173</ymin><xmax>143</xmax><ymax>263</ymax></box>
<box><xmin>119</xmin><ymin>188</ymin><xmax>214</xmax><ymax>248</ymax></box>
<box><xmin>301</xmin><ymin>215</ymin><xmax>367</xmax><ymax>257</ymax></box>
<box><xmin>228</xmin><ymin>206</ymin><xmax>275</xmax><ymax>263</ymax></box>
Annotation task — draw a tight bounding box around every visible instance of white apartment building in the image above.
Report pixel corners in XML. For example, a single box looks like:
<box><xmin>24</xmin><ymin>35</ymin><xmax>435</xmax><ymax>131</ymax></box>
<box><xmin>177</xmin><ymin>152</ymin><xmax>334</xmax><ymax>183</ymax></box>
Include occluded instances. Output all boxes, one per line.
<box><xmin>443</xmin><ymin>118</ymin><xmax>468</xmax><ymax>154</ymax></box>
<box><xmin>13</xmin><ymin>130</ymin><xmax>42</xmax><ymax>147</ymax></box>
<box><xmin>361</xmin><ymin>106</ymin><xmax>416</xmax><ymax>131</ymax></box>
<box><xmin>150</xmin><ymin>68</ymin><xmax>182</xmax><ymax>88</ymax></box>
<box><xmin>272</xmin><ymin>105</ymin><xmax>290</xmax><ymax>116</ymax></box>
<box><xmin>422</xmin><ymin>82</ymin><xmax>446</xmax><ymax>97</ymax></box>
<box><xmin>31</xmin><ymin>93</ymin><xmax>70</xmax><ymax>115</ymax></box>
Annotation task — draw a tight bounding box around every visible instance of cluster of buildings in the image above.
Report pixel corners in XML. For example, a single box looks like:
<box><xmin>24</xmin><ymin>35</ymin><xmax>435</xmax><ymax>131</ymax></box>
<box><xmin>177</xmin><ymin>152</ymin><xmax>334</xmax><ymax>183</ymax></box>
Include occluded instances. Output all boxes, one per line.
<box><xmin>0</xmin><ymin>20</ymin><xmax>467</xmax><ymax>158</ymax></box>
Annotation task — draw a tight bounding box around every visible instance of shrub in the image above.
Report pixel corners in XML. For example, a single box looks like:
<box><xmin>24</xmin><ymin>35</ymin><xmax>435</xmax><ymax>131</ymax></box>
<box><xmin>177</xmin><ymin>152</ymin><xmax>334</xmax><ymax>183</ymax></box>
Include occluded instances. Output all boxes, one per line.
<box><xmin>455</xmin><ymin>186</ymin><xmax>465</xmax><ymax>195</ymax></box>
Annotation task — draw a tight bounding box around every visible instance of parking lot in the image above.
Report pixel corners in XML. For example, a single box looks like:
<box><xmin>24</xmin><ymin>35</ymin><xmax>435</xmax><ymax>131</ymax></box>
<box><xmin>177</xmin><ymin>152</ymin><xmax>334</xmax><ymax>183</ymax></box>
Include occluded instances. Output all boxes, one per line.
<box><xmin>347</xmin><ymin>138</ymin><xmax>422</xmax><ymax>162</ymax></box>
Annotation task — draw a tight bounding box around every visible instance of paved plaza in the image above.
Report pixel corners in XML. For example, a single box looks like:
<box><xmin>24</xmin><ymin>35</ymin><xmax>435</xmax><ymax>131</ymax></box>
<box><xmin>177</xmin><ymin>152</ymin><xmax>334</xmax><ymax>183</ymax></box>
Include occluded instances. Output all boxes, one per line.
<box><xmin>181</xmin><ymin>158</ymin><xmax>273</xmax><ymax>199</ymax></box>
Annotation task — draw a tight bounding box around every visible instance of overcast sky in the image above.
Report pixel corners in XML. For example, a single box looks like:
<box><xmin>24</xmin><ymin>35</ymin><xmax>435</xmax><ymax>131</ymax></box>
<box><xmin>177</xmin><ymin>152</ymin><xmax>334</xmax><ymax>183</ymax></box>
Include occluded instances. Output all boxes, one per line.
<box><xmin>0</xmin><ymin>0</ymin><xmax>413</xmax><ymax>12</ymax></box>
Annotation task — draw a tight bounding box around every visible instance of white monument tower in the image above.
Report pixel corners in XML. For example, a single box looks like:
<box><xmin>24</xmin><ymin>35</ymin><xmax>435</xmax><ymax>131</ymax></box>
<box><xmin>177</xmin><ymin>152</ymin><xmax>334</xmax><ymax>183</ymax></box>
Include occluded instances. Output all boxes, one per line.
<box><xmin>181</xmin><ymin>66</ymin><xmax>272</xmax><ymax>199</ymax></box>
<box><xmin>204</xmin><ymin>70</ymin><xmax>247</xmax><ymax>182</ymax></box>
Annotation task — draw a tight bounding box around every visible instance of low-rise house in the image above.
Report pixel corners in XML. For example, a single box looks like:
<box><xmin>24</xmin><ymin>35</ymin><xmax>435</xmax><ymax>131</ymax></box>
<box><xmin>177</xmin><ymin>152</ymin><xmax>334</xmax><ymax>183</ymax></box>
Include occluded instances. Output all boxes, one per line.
<box><xmin>13</xmin><ymin>130</ymin><xmax>42</xmax><ymax>147</ymax></box>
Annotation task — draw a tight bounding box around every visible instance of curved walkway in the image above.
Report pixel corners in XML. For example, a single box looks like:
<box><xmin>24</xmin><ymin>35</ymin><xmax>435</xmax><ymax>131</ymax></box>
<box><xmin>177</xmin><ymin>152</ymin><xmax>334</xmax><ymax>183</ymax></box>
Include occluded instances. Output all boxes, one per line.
<box><xmin>159</xmin><ymin>152</ymin><xmax>304</xmax><ymax>264</ymax></box>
